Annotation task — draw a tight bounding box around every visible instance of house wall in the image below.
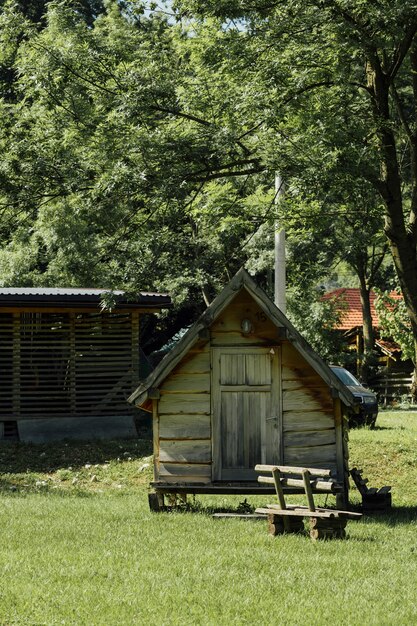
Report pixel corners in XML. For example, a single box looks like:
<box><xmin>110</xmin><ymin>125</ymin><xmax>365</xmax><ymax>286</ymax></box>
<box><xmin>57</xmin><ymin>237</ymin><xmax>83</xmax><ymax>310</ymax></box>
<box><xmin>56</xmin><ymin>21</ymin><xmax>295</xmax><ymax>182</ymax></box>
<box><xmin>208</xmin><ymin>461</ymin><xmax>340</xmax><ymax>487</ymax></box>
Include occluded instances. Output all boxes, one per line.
<box><xmin>153</xmin><ymin>289</ymin><xmax>346</xmax><ymax>485</ymax></box>
<box><xmin>281</xmin><ymin>342</ymin><xmax>338</xmax><ymax>474</ymax></box>
<box><xmin>156</xmin><ymin>346</ymin><xmax>212</xmax><ymax>483</ymax></box>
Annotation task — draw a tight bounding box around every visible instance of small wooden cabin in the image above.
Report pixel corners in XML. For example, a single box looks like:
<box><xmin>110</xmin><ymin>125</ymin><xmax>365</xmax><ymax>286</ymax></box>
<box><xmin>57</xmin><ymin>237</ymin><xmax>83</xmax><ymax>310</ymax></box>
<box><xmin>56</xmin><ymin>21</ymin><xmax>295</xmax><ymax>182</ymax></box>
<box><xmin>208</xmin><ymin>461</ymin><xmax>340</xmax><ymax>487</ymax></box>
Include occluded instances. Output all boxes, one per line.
<box><xmin>0</xmin><ymin>287</ymin><xmax>171</xmax><ymax>442</ymax></box>
<box><xmin>129</xmin><ymin>269</ymin><xmax>355</xmax><ymax>504</ymax></box>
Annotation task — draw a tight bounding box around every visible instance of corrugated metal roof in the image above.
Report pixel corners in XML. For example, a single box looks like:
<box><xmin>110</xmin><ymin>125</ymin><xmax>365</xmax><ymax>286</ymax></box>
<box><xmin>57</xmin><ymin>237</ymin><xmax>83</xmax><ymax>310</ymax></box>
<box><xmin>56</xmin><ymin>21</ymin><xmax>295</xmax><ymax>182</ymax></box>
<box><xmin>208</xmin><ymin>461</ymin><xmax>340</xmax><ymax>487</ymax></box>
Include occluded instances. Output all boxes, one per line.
<box><xmin>0</xmin><ymin>287</ymin><xmax>171</xmax><ymax>309</ymax></box>
<box><xmin>0</xmin><ymin>287</ymin><xmax>167</xmax><ymax>296</ymax></box>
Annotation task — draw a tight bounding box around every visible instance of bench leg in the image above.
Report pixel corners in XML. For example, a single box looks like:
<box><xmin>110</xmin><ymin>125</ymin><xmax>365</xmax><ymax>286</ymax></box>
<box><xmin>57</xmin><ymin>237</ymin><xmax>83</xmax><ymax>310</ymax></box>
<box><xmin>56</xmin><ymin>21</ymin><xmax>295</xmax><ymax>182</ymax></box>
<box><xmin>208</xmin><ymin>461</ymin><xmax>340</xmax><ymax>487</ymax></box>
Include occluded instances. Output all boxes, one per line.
<box><xmin>267</xmin><ymin>513</ymin><xmax>305</xmax><ymax>536</ymax></box>
<box><xmin>148</xmin><ymin>491</ymin><xmax>165</xmax><ymax>512</ymax></box>
<box><xmin>309</xmin><ymin>517</ymin><xmax>347</xmax><ymax>540</ymax></box>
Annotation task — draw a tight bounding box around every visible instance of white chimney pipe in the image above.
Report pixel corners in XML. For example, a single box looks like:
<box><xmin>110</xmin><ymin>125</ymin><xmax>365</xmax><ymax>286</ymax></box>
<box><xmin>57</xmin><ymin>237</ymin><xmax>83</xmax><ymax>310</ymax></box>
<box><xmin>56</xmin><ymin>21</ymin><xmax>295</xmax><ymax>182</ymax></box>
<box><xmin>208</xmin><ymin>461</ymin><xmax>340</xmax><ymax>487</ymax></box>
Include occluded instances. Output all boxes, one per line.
<box><xmin>274</xmin><ymin>173</ymin><xmax>286</xmax><ymax>314</ymax></box>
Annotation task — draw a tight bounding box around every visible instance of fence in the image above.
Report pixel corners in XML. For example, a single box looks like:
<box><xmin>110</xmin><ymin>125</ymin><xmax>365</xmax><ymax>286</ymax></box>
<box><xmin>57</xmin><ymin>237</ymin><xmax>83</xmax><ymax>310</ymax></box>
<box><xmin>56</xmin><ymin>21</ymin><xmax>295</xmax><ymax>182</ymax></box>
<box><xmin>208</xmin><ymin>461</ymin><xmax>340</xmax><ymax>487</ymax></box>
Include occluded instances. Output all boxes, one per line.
<box><xmin>369</xmin><ymin>370</ymin><xmax>414</xmax><ymax>407</ymax></box>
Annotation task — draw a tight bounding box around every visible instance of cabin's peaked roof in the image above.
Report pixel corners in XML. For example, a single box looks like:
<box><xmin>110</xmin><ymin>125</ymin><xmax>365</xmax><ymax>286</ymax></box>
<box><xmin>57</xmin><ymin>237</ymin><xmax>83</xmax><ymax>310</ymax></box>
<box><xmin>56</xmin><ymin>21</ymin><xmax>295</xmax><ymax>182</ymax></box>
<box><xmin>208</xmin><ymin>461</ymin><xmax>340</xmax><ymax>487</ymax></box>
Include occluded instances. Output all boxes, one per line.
<box><xmin>0</xmin><ymin>287</ymin><xmax>171</xmax><ymax>310</ymax></box>
<box><xmin>323</xmin><ymin>288</ymin><xmax>402</xmax><ymax>330</ymax></box>
<box><xmin>129</xmin><ymin>268</ymin><xmax>354</xmax><ymax>407</ymax></box>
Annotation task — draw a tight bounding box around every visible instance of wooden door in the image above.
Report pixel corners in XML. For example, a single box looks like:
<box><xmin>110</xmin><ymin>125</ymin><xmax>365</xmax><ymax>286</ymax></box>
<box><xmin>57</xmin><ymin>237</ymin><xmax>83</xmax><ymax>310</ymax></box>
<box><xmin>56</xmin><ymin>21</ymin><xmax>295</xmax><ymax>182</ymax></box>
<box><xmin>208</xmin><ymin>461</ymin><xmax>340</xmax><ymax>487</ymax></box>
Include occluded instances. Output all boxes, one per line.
<box><xmin>212</xmin><ymin>347</ymin><xmax>282</xmax><ymax>481</ymax></box>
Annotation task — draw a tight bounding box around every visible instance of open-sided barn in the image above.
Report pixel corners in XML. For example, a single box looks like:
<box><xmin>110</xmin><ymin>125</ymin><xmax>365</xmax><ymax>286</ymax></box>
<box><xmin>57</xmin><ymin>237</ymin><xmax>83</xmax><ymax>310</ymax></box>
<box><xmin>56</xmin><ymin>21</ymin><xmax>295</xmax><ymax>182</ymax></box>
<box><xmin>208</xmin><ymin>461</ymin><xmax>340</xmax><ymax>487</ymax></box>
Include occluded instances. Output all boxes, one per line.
<box><xmin>129</xmin><ymin>269</ymin><xmax>355</xmax><ymax>506</ymax></box>
<box><xmin>0</xmin><ymin>287</ymin><xmax>171</xmax><ymax>442</ymax></box>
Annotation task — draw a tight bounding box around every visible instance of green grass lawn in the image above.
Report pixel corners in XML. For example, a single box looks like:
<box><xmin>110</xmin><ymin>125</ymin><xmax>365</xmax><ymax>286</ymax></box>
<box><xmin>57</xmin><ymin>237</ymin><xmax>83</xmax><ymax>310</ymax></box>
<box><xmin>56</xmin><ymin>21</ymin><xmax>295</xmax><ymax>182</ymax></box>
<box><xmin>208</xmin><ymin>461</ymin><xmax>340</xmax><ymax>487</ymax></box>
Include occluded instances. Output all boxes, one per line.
<box><xmin>1</xmin><ymin>411</ymin><xmax>416</xmax><ymax>625</ymax></box>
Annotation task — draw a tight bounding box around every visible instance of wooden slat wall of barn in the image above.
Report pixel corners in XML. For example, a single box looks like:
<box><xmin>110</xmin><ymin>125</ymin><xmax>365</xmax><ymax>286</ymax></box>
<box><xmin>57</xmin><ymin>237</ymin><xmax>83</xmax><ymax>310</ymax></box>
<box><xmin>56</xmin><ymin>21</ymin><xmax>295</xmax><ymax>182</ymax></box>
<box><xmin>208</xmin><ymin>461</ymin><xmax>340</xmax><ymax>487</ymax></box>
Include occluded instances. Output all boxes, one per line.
<box><xmin>0</xmin><ymin>310</ymin><xmax>139</xmax><ymax>419</ymax></box>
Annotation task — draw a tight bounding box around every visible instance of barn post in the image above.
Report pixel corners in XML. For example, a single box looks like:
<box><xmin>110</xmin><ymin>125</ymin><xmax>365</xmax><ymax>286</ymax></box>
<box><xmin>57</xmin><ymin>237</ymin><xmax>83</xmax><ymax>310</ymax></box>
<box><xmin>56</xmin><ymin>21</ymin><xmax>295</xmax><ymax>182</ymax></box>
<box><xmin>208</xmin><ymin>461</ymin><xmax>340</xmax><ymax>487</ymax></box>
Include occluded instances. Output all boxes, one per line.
<box><xmin>69</xmin><ymin>312</ymin><xmax>77</xmax><ymax>416</ymax></box>
<box><xmin>12</xmin><ymin>312</ymin><xmax>21</xmax><ymax>419</ymax></box>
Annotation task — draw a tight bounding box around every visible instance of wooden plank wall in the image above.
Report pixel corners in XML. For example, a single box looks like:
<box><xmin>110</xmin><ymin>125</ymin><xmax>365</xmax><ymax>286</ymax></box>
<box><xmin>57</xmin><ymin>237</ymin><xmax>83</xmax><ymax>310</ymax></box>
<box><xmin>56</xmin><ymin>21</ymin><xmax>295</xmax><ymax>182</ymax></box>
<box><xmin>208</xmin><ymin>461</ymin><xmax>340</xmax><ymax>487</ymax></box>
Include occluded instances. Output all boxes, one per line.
<box><xmin>156</xmin><ymin>347</ymin><xmax>212</xmax><ymax>483</ymax></box>
<box><xmin>210</xmin><ymin>289</ymin><xmax>279</xmax><ymax>346</ymax></box>
<box><xmin>0</xmin><ymin>310</ymin><xmax>139</xmax><ymax>419</ymax></box>
<box><xmin>152</xmin><ymin>288</ymin><xmax>343</xmax><ymax>484</ymax></box>
<box><xmin>281</xmin><ymin>342</ymin><xmax>338</xmax><ymax>474</ymax></box>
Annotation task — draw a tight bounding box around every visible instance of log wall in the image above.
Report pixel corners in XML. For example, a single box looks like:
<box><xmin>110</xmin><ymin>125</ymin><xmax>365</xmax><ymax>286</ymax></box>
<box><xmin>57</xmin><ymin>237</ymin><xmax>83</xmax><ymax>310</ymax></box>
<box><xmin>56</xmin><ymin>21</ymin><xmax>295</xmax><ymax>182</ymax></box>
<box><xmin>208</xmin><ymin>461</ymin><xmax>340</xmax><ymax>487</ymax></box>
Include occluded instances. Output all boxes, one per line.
<box><xmin>152</xmin><ymin>289</ymin><xmax>345</xmax><ymax>486</ymax></box>
<box><xmin>156</xmin><ymin>347</ymin><xmax>212</xmax><ymax>483</ymax></box>
<box><xmin>282</xmin><ymin>343</ymin><xmax>338</xmax><ymax>474</ymax></box>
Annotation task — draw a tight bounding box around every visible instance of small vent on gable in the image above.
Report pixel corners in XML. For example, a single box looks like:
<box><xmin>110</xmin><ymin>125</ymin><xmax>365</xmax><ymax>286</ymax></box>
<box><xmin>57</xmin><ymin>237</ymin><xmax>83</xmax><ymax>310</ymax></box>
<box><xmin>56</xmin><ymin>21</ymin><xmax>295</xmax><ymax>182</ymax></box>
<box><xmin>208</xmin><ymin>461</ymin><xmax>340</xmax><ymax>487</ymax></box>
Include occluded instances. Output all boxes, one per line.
<box><xmin>0</xmin><ymin>421</ymin><xmax>19</xmax><ymax>441</ymax></box>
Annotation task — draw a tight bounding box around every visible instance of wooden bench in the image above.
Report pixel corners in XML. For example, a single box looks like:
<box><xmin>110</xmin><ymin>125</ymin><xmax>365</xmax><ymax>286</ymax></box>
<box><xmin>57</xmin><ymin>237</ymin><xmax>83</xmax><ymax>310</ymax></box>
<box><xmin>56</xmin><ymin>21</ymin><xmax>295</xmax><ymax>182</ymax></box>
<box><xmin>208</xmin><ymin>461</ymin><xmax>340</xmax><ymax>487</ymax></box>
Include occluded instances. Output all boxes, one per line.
<box><xmin>255</xmin><ymin>464</ymin><xmax>362</xmax><ymax>540</ymax></box>
<box><xmin>350</xmin><ymin>467</ymin><xmax>392</xmax><ymax>513</ymax></box>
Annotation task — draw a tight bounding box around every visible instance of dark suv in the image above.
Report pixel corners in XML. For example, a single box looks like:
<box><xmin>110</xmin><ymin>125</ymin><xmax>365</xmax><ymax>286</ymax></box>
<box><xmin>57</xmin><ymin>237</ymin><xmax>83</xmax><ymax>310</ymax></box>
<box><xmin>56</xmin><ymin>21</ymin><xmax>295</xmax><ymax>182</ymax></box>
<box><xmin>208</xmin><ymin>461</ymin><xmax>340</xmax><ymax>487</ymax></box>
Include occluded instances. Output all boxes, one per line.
<box><xmin>330</xmin><ymin>366</ymin><xmax>378</xmax><ymax>428</ymax></box>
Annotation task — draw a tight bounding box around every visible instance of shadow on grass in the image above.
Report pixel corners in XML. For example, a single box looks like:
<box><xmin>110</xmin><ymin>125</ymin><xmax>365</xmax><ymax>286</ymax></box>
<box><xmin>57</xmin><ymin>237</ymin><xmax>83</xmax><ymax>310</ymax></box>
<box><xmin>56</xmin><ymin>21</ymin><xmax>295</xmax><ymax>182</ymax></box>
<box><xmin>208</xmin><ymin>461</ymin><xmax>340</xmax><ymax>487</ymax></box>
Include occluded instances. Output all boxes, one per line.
<box><xmin>165</xmin><ymin>501</ymin><xmax>417</xmax><ymax>530</ymax></box>
<box><xmin>0</xmin><ymin>437</ymin><xmax>153</xmax><ymax>475</ymax></box>
<box><xmin>369</xmin><ymin>424</ymin><xmax>408</xmax><ymax>432</ymax></box>
<box><xmin>362</xmin><ymin>505</ymin><xmax>417</xmax><ymax>525</ymax></box>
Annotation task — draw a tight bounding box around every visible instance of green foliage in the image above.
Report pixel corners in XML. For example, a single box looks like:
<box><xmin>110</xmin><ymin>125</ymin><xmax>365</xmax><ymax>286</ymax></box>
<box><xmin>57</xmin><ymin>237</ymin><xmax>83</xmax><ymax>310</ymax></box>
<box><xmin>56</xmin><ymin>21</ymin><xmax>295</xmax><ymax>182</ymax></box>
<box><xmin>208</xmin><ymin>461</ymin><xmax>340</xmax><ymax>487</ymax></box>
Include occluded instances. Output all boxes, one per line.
<box><xmin>0</xmin><ymin>0</ymin><xmax>416</xmax><ymax>354</ymax></box>
<box><xmin>286</xmin><ymin>285</ymin><xmax>349</xmax><ymax>363</ymax></box>
<box><xmin>375</xmin><ymin>290</ymin><xmax>415</xmax><ymax>362</ymax></box>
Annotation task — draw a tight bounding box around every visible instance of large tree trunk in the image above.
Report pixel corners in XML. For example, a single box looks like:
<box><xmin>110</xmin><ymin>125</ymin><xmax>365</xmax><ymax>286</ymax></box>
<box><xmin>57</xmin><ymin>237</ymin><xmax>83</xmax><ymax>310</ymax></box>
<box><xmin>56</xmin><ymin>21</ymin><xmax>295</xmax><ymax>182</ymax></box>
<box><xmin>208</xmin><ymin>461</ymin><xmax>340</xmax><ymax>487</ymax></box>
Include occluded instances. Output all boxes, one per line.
<box><xmin>367</xmin><ymin>56</ymin><xmax>417</xmax><ymax>395</ymax></box>
<box><xmin>358</xmin><ymin>276</ymin><xmax>375</xmax><ymax>384</ymax></box>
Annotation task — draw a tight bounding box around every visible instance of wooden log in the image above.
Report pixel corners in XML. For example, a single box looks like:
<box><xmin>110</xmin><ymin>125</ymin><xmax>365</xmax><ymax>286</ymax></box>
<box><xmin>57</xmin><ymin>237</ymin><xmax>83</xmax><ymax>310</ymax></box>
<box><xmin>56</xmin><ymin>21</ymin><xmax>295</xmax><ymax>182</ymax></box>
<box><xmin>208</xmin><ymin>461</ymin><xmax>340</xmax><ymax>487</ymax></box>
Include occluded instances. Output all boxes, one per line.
<box><xmin>267</xmin><ymin>513</ymin><xmax>305</xmax><ymax>536</ymax></box>
<box><xmin>148</xmin><ymin>492</ymin><xmax>165</xmax><ymax>512</ymax></box>
<box><xmin>271</xmin><ymin>467</ymin><xmax>291</xmax><ymax>532</ymax></box>
<box><xmin>309</xmin><ymin>517</ymin><xmax>347</xmax><ymax>529</ymax></box>
<box><xmin>302</xmin><ymin>469</ymin><xmax>316</xmax><ymax>512</ymax></box>
<box><xmin>255</xmin><ymin>464</ymin><xmax>334</xmax><ymax>478</ymax></box>
<box><xmin>256</xmin><ymin>507</ymin><xmax>333</xmax><ymax>518</ymax></box>
<box><xmin>310</xmin><ymin>527</ymin><xmax>346</xmax><ymax>540</ymax></box>
<box><xmin>258</xmin><ymin>506</ymin><xmax>361</xmax><ymax>520</ymax></box>
<box><xmin>257</xmin><ymin>476</ymin><xmax>339</xmax><ymax>493</ymax></box>
<box><xmin>212</xmin><ymin>513</ymin><xmax>266</xmax><ymax>520</ymax></box>
<box><xmin>309</xmin><ymin>516</ymin><xmax>347</xmax><ymax>540</ymax></box>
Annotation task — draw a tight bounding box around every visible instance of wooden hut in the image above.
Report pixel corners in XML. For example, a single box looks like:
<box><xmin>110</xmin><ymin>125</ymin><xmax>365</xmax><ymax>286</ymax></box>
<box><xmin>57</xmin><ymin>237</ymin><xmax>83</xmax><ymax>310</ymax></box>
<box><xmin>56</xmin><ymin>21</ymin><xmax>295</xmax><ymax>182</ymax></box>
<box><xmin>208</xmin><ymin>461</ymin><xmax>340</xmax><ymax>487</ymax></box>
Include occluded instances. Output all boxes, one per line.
<box><xmin>0</xmin><ymin>287</ymin><xmax>171</xmax><ymax>442</ymax></box>
<box><xmin>129</xmin><ymin>269</ymin><xmax>355</xmax><ymax>506</ymax></box>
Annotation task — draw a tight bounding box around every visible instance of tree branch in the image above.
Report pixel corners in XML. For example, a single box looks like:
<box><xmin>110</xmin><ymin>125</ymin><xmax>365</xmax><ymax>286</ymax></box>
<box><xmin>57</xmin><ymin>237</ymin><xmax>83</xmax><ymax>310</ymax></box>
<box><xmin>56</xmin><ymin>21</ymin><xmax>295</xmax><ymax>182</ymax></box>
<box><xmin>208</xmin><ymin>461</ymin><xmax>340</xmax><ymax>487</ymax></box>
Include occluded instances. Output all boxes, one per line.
<box><xmin>149</xmin><ymin>105</ymin><xmax>211</xmax><ymax>126</ymax></box>
<box><xmin>391</xmin><ymin>83</ymin><xmax>413</xmax><ymax>140</ymax></box>
<box><xmin>388</xmin><ymin>22</ymin><xmax>417</xmax><ymax>81</ymax></box>
<box><xmin>192</xmin><ymin>166</ymin><xmax>263</xmax><ymax>183</ymax></box>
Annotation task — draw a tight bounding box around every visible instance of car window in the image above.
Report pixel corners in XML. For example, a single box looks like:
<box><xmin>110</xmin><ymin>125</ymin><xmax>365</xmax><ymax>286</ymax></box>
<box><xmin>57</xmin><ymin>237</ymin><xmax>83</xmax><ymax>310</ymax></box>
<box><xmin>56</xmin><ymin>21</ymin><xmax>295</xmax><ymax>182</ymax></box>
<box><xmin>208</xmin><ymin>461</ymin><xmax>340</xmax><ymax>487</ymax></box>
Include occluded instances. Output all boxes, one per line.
<box><xmin>332</xmin><ymin>367</ymin><xmax>361</xmax><ymax>386</ymax></box>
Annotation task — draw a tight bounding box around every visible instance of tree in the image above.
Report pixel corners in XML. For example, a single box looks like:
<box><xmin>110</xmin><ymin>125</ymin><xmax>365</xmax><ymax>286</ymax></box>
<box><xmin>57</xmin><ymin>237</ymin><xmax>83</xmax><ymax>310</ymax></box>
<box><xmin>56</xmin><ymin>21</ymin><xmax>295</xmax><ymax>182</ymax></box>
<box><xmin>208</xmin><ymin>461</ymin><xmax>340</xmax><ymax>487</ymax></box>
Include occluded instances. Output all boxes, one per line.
<box><xmin>283</xmin><ymin>181</ymin><xmax>394</xmax><ymax>380</ymax></box>
<box><xmin>374</xmin><ymin>290</ymin><xmax>415</xmax><ymax>363</ymax></box>
<box><xmin>171</xmin><ymin>0</ymin><xmax>417</xmax><ymax>388</ymax></box>
<box><xmin>3</xmin><ymin>0</ymin><xmax>417</xmax><ymax>367</ymax></box>
<box><xmin>0</xmin><ymin>1</ymin><xmax>271</xmax><ymax>348</ymax></box>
